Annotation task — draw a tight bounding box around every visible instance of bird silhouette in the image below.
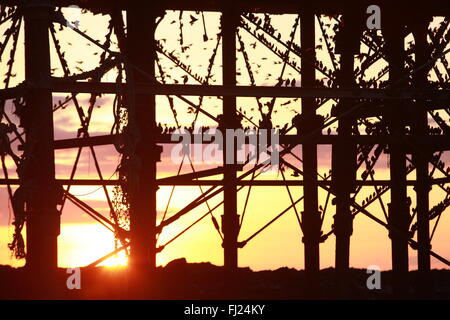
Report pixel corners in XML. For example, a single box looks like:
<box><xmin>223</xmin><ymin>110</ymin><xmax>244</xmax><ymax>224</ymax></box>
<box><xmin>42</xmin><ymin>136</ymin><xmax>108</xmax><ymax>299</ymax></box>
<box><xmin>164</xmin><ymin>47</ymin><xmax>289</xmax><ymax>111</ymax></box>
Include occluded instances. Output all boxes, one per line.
<box><xmin>189</xmin><ymin>14</ymin><xmax>198</xmax><ymax>25</ymax></box>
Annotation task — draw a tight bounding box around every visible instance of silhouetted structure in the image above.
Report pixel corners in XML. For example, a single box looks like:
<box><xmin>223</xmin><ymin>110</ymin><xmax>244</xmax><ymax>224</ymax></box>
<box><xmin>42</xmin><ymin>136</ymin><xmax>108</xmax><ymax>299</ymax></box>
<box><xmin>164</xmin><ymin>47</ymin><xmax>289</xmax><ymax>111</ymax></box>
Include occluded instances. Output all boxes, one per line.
<box><xmin>0</xmin><ymin>0</ymin><xmax>449</xmax><ymax>298</ymax></box>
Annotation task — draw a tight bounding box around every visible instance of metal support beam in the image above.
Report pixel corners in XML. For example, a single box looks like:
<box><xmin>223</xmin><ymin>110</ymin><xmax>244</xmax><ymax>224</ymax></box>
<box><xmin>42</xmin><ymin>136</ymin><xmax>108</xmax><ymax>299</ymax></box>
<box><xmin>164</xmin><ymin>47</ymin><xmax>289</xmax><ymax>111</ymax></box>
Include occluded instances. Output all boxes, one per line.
<box><xmin>299</xmin><ymin>10</ymin><xmax>321</xmax><ymax>295</ymax></box>
<box><xmin>23</xmin><ymin>0</ymin><xmax>60</xmax><ymax>274</ymax></box>
<box><xmin>221</xmin><ymin>7</ymin><xmax>240</xmax><ymax>270</ymax></box>
<box><xmin>3</xmin><ymin>0</ymin><xmax>450</xmax><ymax>16</ymax></box>
<box><xmin>332</xmin><ymin>11</ymin><xmax>360</xmax><ymax>295</ymax></box>
<box><xmin>384</xmin><ymin>11</ymin><xmax>410</xmax><ymax>296</ymax></box>
<box><xmin>53</xmin><ymin>133</ymin><xmax>450</xmax><ymax>149</ymax></box>
<box><xmin>126</xmin><ymin>4</ymin><xmax>160</xmax><ymax>271</ymax></box>
<box><xmin>411</xmin><ymin>18</ymin><xmax>432</xmax><ymax>295</ymax></box>
<box><xmin>2</xmin><ymin>177</ymin><xmax>450</xmax><ymax>186</ymax></box>
<box><xmin>49</xmin><ymin>80</ymin><xmax>450</xmax><ymax>101</ymax></box>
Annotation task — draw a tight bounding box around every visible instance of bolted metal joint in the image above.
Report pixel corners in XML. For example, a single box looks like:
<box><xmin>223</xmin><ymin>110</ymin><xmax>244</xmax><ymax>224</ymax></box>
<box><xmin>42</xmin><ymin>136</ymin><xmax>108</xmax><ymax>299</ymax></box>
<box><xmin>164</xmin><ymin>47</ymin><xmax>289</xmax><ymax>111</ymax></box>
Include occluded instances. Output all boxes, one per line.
<box><xmin>292</xmin><ymin>113</ymin><xmax>325</xmax><ymax>136</ymax></box>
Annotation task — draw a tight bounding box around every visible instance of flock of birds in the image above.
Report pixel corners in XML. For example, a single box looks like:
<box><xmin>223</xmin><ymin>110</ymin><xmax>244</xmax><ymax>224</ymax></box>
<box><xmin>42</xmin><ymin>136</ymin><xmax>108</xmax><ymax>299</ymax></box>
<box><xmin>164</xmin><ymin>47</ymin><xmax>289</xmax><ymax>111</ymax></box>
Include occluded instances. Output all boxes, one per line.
<box><xmin>155</xmin><ymin>123</ymin><xmax>270</xmax><ymax>134</ymax></box>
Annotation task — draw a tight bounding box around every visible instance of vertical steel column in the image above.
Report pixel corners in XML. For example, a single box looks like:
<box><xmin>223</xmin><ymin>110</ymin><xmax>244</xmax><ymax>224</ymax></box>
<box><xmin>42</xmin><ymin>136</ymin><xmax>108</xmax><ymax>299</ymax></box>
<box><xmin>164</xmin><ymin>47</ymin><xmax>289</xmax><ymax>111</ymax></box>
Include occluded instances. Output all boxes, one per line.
<box><xmin>221</xmin><ymin>7</ymin><xmax>239</xmax><ymax>270</ymax></box>
<box><xmin>384</xmin><ymin>11</ymin><xmax>410</xmax><ymax>295</ymax></box>
<box><xmin>126</xmin><ymin>5</ymin><xmax>159</xmax><ymax>270</ymax></box>
<box><xmin>23</xmin><ymin>1</ymin><xmax>59</xmax><ymax>273</ymax></box>
<box><xmin>332</xmin><ymin>12</ymin><xmax>359</xmax><ymax>289</ymax></box>
<box><xmin>411</xmin><ymin>18</ymin><xmax>432</xmax><ymax>294</ymax></box>
<box><xmin>300</xmin><ymin>10</ymin><xmax>320</xmax><ymax>288</ymax></box>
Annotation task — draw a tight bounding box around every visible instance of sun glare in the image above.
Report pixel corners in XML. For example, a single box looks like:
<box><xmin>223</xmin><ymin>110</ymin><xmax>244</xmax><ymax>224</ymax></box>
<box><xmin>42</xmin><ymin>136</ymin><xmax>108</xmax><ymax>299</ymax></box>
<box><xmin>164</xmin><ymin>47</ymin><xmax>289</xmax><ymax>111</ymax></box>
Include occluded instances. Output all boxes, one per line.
<box><xmin>58</xmin><ymin>224</ymin><xmax>128</xmax><ymax>268</ymax></box>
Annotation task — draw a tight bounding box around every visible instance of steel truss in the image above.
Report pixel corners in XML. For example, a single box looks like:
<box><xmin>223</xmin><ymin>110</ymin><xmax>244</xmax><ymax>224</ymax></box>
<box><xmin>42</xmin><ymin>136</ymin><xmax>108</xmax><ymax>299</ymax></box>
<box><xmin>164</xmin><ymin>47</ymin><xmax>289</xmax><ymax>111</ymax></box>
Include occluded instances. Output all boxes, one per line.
<box><xmin>0</xmin><ymin>0</ymin><xmax>449</xmax><ymax>296</ymax></box>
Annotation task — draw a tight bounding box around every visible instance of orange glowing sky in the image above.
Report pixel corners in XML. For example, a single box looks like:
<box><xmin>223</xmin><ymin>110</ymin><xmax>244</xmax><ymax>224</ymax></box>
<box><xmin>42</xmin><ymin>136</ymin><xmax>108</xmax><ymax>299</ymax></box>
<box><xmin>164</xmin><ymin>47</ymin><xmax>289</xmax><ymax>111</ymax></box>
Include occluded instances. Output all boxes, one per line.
<box><xmin>0</xmin><ymin>8</ymin><xmax>449</xmax><ymax>271</ymax></box>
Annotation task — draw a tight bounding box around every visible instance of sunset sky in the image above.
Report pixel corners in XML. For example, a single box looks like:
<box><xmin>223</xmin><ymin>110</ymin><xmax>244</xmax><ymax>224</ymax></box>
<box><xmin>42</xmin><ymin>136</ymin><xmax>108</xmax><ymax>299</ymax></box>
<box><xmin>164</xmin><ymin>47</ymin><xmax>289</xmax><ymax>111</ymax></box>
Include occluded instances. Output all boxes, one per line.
<box><xmin>0</xmin><ymin>8</ymin><xmax>449</xmax><ymax>271</ymax></box>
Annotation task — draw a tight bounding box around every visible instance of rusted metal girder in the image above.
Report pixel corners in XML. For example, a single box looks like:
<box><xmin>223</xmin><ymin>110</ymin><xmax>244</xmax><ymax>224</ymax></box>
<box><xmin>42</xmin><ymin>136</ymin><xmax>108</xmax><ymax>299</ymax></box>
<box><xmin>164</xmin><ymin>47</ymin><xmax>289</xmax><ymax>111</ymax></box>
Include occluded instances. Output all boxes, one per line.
<box><xmin>221</xmin><ymin>7</ymin><xmax>240</xmax><ymax>271</ymax></box>
<box><xmin>52</xmin><ymin>134</ymin><xmax>450</xmax><ymax>149</ymax></box>
<box><xmin>3</xmin><ymin>0</ymin><xmax>450</xmax><ymax>16</ymax></box>
<box><xmin>299</xmin><ymin>9</ymin><xmax>321</xmax><ymax>296</ymax></box>
<box><xmin>0</xmin><ymin>177</ymin><xmax>449</xmax><ymax>186</ymax></box>
<box><xmin>411</xmin><ymin>16</ymin><xmax>433</xmax><ymax>296</ymax></box>
<box><xmin>384</xmin><ymin>10</ymin><xmax>410</xmax><ymax>296</ymax></box>
<box><xmin>332</xmin><ymin>9</ymin><xmax>361</xmax><ymax>296</ymax></box>
<box><xmin>46</xmin><ymin>81</ymin><xmax>450</xmax><ymax>100</ymax></box>
<box><xmin>126</xmin><ymin>3</ymin><xmax>160</xmax><ymax>271</ymax></box>
<box><xmin>23</xmin><ymin>0</ymin><xmax>60</xmax><ymax>274</ymax></box>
